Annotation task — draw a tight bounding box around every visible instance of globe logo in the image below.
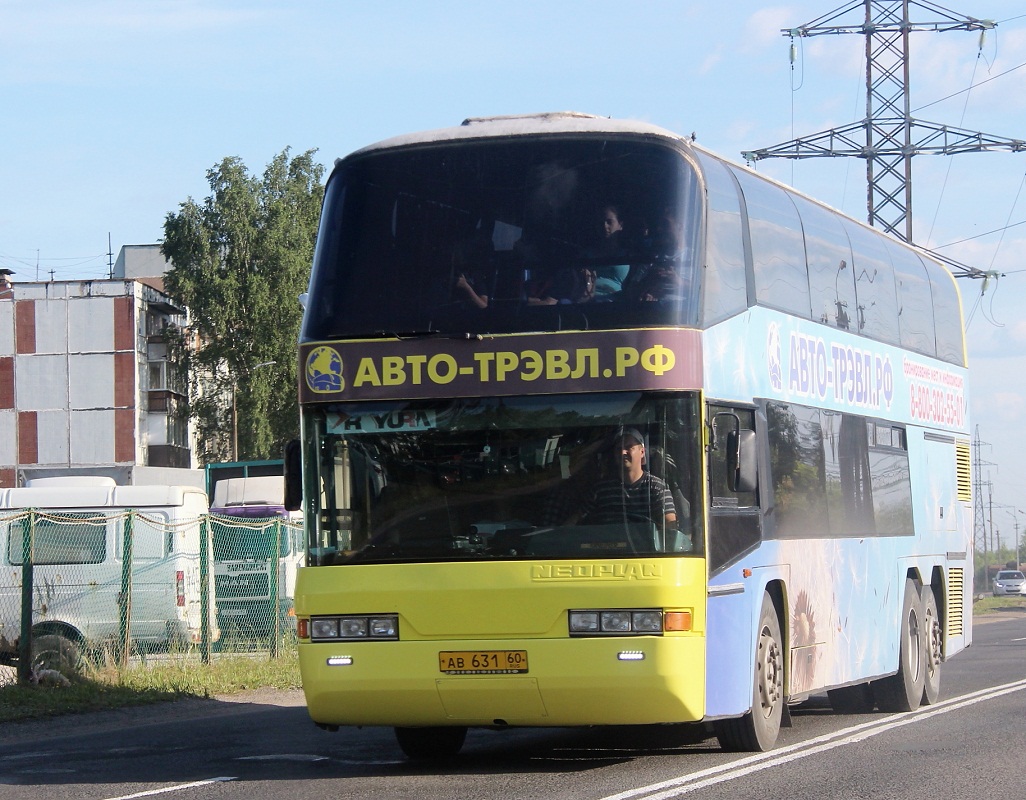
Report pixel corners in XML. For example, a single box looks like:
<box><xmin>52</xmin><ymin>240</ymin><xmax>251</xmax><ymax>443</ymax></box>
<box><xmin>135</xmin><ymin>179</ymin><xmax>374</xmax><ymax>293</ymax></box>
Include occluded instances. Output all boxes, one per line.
<box><xmin>306</xmin><ymin>346</ymin><xmax>344</xmax><ymax>393</ymax></box>
<box><xmin>767</xmin><ymin>323</ymin><xmax>782</xmax><ymax>393</ymax></box>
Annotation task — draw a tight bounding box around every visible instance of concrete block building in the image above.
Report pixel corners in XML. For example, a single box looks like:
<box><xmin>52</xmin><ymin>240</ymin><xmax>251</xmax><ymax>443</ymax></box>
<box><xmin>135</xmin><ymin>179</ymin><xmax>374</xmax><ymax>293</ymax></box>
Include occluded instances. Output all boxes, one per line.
<box><xmin>0</xmin><ymin>246</ymin><xmax>200</xmax><ymax>488</ymax></box>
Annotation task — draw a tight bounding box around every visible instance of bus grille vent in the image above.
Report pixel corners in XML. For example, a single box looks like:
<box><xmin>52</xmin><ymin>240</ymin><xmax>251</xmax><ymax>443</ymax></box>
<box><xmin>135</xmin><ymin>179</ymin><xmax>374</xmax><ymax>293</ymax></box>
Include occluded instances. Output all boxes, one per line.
<box><xmin>955</xmin><ymin>441</ymin><xmax>972</xmax><ymax>504</ymax></box>
<box><xmin>946</xmin><ymin>568</ymin><xmax>964</xmax><ymax>637</ymax></box>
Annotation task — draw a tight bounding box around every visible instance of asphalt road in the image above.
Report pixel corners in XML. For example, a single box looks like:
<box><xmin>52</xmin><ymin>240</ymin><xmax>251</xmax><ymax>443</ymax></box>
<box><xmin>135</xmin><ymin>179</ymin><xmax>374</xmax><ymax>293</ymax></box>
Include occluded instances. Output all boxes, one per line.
<box><xmin>2</xmin><ymin>610</ymin><xmax>1024</xmax><ymax>800</ymax></box>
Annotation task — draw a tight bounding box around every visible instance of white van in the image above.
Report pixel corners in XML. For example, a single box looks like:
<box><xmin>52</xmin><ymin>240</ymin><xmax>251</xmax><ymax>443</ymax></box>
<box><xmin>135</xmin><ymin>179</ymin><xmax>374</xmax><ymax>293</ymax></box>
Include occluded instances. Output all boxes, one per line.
<box><xmin>0</xmin><ymin>477</ymin><xmax>219</xmax><ymax>667</ymax></box>
<box><xmin>209</xmin><ymin>476</ymin><xmax>304</xmax><ymax>638</ymax></box>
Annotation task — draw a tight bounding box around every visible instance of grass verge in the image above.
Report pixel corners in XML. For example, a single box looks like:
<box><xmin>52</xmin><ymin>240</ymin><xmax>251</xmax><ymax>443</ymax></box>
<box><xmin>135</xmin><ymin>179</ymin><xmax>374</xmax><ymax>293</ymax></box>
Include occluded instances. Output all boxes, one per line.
<box><xmin>972</xmin><ymin>595</ymin><xmax>1026</xmax><ymax>614</ymax></box>
<box><xmin>0</xmin><ymin>645</ymin><xmax>301</xmax><ymax>724</ymax></box>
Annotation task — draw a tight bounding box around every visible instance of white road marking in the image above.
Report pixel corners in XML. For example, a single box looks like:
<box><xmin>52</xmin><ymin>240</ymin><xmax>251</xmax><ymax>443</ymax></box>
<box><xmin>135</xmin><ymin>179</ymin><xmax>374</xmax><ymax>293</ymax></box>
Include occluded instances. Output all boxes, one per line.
<box><xmin>236</xmin><ymin>754</ymin><xmax>328</xmax><ymax>762</ymax></box>
<box><xmin>102</xmin><ymin>777</ymin><xmax>236</xmax><ymax>800</ymax></box>
<box><xmin>599</xmin><ymin>678</ymin><xmax>1026</xmax><ymax>800</ymax></box>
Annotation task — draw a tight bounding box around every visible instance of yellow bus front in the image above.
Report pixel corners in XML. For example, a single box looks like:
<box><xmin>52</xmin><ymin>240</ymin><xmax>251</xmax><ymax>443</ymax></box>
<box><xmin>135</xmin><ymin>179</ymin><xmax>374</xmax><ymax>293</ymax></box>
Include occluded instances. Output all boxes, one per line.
<box><xmin>297</xmin><ymin>557</ymin><xmax>706</xmax><ymax>728</ymax></box>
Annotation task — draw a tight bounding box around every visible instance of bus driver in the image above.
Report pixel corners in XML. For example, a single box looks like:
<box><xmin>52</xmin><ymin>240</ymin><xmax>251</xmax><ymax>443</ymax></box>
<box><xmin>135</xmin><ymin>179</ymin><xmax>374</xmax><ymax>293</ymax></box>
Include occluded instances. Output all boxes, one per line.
<box><xmin>567</xmin><ymin>428</ymin><xmax>677</xmax><ymax>528</ymax></box>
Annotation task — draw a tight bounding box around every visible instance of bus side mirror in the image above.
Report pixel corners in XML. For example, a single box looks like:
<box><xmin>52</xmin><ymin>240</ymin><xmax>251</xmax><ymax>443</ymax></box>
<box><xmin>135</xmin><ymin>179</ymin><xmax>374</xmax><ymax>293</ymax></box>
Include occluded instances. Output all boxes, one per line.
<box><xmin>284</xmin><ymin>438</ymin><xmax>303</xmax><ymax>512</ymax></box>
<box><xmin>726</xmin><ymin>428</ymin><xmax>757</xmax><ymax>494</ymax></box>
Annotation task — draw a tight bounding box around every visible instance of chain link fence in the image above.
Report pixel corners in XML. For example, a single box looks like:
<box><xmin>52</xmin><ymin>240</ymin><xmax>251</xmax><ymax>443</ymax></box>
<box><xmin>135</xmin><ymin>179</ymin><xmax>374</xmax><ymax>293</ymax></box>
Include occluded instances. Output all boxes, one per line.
<box><xmin>0</xmin><ymin>509</ymin><xmax>302</xmax><ymax>683</ymax></box>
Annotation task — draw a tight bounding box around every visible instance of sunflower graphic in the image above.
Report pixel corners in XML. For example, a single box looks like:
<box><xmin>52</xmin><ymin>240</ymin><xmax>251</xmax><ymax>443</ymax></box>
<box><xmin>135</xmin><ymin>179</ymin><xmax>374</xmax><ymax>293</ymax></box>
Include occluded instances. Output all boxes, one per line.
<box><xmin>790</xmin><ymin>589</ymin><xmax>818</xmax><ymax>694</ymax></box>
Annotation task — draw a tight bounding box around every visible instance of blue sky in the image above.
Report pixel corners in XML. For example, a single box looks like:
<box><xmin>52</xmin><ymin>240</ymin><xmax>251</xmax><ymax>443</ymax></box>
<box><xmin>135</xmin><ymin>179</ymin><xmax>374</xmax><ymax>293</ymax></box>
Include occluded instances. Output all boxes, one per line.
<box><xmin>3</xmin><ymin>0</ymin><xmax>1026</xmax><ymax>547</ymax></box>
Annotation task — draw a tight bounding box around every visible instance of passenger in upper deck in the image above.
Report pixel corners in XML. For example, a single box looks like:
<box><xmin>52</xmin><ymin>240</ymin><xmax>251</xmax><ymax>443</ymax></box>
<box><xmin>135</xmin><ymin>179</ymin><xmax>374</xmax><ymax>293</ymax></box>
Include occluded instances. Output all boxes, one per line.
<box><xmin>629</xmin><ymin>206</ymin><xmax>693</xmax><ymax>303</ymax></box>
<box><xmin>588</xmin><ymin>204</ymin><xmax>631</xmax><ymax>299</ymax></box>
<box><xmin>526</xmin><ymin>266</ymin><xmax>597</xmax><ymax>305</ymax></box>
<box><xmin>636</xmin><ymin>262</ymin><xmax>690</xmax><ymax>303</ymax></box>
<box><xmin>455</xmin><ymin>272</ymin><xmax>489</xmax><ymax>309</ymax></box>
<box><xmin>653</xmin><ymin>206</ymin><xmax>687</xmax><ymax>260</ymax></box>
<box><xmin>451</xmin><ymin>228</ymin><xmax>494</xmax><ymax>309</ymax></box>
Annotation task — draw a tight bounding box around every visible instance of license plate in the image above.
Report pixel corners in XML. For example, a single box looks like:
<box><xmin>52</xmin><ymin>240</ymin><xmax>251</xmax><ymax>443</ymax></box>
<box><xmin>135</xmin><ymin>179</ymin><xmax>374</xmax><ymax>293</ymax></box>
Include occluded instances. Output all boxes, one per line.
<box><xmin>438</xmin><ymin>650</ymin><xmax>528</xmax><ymax>675</ymax></box>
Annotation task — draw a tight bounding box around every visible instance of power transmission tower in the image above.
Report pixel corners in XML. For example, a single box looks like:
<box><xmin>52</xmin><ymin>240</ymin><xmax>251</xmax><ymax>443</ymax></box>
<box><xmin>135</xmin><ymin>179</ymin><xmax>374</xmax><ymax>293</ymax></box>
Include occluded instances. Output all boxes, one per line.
<box><xmin>973</xmin><ymin>425</ymin><xmax>993</xmax><ymax>577</ymax></box>
<box><xmin>742</xmin><ymin>0</ymin><xmax>1026</xmax><ymax>277</ymax></box>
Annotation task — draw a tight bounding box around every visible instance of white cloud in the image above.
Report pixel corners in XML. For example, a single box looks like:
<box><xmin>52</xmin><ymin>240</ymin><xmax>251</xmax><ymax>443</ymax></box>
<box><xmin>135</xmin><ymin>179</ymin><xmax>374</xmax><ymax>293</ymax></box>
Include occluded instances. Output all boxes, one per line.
<box><xmin>742</xmin><ymin>7</ymin><xmax>796</xmax><ymax>51</ymax></box>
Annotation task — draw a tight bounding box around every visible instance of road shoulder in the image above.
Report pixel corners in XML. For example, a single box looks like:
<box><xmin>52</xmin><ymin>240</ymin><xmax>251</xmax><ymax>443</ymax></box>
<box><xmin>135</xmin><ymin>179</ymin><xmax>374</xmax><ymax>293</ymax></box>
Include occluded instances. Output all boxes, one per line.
<box><xmin>0</xmin><ymin>687</ymin><xmax>306</xmax><ymax>746</ymax></box>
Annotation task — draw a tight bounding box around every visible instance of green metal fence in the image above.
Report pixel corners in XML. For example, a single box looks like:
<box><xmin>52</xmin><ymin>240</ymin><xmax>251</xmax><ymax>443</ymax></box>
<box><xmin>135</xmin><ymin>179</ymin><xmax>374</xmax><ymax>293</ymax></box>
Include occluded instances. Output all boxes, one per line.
<box><xmin>0</xmin><ymin>509</ymin><xmax>303</xmax><ymax>681</ymax></box>
<box><xmin>209</xmin><ymin>514</ymin><xmax>304</xmax><ymax>658</ymax></box>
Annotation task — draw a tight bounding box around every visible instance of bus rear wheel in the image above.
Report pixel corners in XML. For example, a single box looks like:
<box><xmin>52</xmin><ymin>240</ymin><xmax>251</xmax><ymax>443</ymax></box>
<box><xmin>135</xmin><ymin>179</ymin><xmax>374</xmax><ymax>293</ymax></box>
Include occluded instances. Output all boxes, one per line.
<box><xmin>394</xmin><ymin>726</ymin><xmax>468</xmax><ymax>761</ymax></box>
<box><xmin>873</xmin><ymin>579</ymin><xmax>926</xmax><ymax>712</ymax></box>
<box><xmin>715</xmin><ymin>594</ymin><xmax>784</xmax><ymax>752</ymax></box>
<box><xmin>921</xmin><ymin>588</ymin><xmax>942</xmax><ymax>705</ymax></box>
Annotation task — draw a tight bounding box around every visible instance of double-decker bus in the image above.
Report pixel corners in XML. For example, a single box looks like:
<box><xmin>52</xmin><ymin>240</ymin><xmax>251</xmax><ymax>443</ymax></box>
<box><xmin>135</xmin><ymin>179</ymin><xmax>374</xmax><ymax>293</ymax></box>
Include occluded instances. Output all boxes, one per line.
<box><xmin>288</xmin><ymin>112</ymin><xmax>972</xmax><ymax>759</ymax></box>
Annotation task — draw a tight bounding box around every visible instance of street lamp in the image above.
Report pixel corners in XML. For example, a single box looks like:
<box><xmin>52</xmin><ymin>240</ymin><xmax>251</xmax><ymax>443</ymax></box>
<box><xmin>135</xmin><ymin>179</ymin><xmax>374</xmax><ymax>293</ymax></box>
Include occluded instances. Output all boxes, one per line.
<box><xmin>231</xmin><ymin>360</ymin><xmax>277</xmax><ymax>462</ymax></box>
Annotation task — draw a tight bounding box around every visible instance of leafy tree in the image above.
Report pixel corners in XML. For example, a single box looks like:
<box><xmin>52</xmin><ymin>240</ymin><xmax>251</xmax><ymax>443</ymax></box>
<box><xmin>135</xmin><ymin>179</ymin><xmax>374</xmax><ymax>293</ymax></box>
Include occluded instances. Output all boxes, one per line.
<box><xmin>162</xmin><ymin>148</ymin><xmax>324</xmax><ymax>464</ymax></box>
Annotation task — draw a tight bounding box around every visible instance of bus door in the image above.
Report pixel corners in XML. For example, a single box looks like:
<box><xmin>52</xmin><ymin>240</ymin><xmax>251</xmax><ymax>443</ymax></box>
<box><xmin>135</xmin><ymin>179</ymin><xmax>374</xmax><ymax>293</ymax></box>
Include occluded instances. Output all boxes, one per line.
<box><xmin>706</xmin><ymin>404</ymin><xmax>761</xmax><ymax>575</ymax></box>
<box><xmin>704</xmin><ymin>402</ymin><xmax>765</xmax><ymax>718</ymax></box>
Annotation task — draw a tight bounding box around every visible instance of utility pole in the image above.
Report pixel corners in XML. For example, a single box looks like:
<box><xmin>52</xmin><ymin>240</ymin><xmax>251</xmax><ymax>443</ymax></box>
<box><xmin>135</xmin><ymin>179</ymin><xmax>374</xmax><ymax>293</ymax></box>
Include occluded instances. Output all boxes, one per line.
<box><xmin>1008</xmin><ymin>509</ymin><xmax>1022</xmax><ymax>569</ymax></box>
<box><xmin>742</xmin><ymin>0</ymin><xmax>1025</xmax><ymax>276</ymax></box>
<box><xmin>988</xmin><ymin>482</ymin><xmax>996</xmax><ymax>564</ymax></box>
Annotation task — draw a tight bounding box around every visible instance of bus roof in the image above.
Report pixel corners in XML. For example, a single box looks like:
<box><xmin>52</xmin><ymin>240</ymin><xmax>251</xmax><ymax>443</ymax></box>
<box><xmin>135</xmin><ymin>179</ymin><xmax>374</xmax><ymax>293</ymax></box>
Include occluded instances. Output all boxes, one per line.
<box><xmin>347</xmin><ymin>112</ymin><xmax>686</xmax><ymax>161</ymax></box>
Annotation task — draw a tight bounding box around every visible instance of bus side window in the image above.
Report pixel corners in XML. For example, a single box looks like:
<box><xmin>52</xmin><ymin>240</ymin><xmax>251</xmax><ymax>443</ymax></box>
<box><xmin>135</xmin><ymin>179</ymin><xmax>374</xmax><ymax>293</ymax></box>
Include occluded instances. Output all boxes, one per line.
<box><xmin>707</xmin><ymin>405</ymin><xmax>761</xmax><ymax>574</ymax></box>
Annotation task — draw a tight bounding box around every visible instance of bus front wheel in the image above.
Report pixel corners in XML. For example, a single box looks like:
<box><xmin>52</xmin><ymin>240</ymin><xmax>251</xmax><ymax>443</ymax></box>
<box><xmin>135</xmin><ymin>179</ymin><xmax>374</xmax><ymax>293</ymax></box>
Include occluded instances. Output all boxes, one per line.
<box><xmin>394</xmin><ymin>726</ymin><xmax>468</xmax><ymax>761</ymax></box>
<box><xmin>873</xmin><ymin>579</ymin><xmax>926</xmax><ymax>712</ymax></box>
<box><xmin>715</xmin><ymin>594</ymin><xmax>784</xmax><ymax>752</ymax></box>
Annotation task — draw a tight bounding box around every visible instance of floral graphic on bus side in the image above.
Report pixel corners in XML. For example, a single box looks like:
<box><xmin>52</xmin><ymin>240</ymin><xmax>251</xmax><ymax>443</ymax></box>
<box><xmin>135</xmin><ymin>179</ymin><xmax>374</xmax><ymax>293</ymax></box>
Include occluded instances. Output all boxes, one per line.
<box><xmin>767</xmin><ymin>322</ymin><xmax>782</xmax><ymax>393</ymax></box>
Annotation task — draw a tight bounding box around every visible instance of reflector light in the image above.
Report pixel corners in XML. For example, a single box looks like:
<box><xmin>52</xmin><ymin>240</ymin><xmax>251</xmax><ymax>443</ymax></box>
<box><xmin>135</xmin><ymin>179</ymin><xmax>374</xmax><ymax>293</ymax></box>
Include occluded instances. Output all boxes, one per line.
<box><xmin>175</xmin><ymin>570</ymin><xmax>185</xmax><ymax>608</ymax></box>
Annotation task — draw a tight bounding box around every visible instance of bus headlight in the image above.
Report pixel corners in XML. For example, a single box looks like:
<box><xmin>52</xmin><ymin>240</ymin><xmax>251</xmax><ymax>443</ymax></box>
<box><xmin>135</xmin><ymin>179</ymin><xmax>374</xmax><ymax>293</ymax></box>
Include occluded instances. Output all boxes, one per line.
<box><xmin>602</xmin><ymin>610</ymin><xmax>633</xmax><ymax>632</ymax></box>
<box><xmin>631</xmin><ymin>610</ymin><xmax>663</xmax><ymax>632</ymax></box>
<box><xmin>311</xmin><ymin>618</ymin><xmax>340</xmax><ymax>639</ymax></box>
<box><xmin>310</xmin><ymin>614</ymin><xmax>399</xmax><ymax>641</ymax></box>
<box><xmin>569</xmin><ymin>609</ymin><xmax>664</xmax><ymax>636</ymax></box>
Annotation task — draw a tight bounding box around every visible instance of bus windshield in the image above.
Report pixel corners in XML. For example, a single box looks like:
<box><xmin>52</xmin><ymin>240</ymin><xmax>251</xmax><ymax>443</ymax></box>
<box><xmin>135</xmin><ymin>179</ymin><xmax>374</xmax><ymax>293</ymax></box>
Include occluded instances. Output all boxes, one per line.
<box><xmin>302</xmin><ymin>137</ymin><xmax>702</xmax><ymax>340</ymax></box>
<box><xmin>307</xmin><ymin>392</ymin><xmax>702</xmax><ymax>565</ymax></box>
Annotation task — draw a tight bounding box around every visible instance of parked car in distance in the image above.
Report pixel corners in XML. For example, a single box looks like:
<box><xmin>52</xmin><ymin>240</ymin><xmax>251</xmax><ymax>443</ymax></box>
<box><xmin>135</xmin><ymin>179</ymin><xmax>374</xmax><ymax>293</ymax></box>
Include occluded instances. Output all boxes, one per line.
<box><xmin>992</xmin><ymin>570</ymin><xmax>1026</xmax><ymax>596</ymax></box>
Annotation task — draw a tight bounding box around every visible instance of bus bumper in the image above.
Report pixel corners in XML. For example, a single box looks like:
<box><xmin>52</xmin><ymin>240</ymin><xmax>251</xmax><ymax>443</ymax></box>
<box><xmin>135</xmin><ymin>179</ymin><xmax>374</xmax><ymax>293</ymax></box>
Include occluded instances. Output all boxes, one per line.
<box><xmin>299</xmin><ymin>635</ymin><xmax>705</xmax><ymax>728</ymax></box>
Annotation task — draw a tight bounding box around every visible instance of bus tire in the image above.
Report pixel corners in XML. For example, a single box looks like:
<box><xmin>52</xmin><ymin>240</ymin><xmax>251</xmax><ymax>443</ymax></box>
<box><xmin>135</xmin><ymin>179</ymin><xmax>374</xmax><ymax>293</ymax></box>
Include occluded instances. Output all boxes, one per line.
<box><xmin>827</xmin><ymin>682</ymin><xmax>875</xmax><ymax>713</ymax></box>
<box><xmin>715</xmin><ymin>594</ymin><xmax>784</xmax><ymax>752</ymax></box>
<box><xmin>873</xmin><ymin>579</ymin><xmax>926</xmax><ymax>712</ymax></box>
<box><xmin>921</xmin><ymin>588</ymin><xmax>942</xmax><ymax>706</ymax></box>
<box><xmin>394</xmin><ymin>726</ymin><xmax>467</xmax><ymax>761</ymax></box>
<box><xmin>31</xmin><ymin>633</ymin><xmax>83</xmax><ymax>678</ymax></box>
